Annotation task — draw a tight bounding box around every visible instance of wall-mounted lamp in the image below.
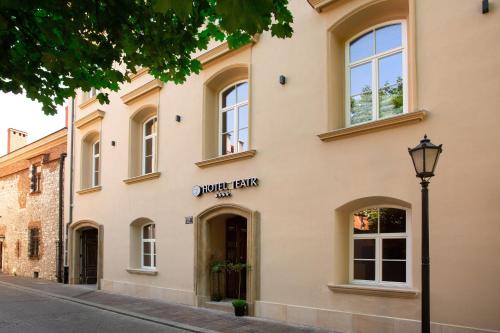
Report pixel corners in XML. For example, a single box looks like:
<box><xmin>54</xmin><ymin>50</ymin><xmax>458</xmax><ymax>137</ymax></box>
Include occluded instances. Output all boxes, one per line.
<box><xmin>279</xmin><ymin>75</ymin><xmax>287</xmax><ymax>85</ymax></box>
<box><xmin>176</xmin><ymin>115</ymin><xmax>182</xmax><ymax>122</ymax></box>
<box><xmin>111</xmin><ymin>141</ymin><xmax>116</xmax><ymax>147</ymax></box>
<box><xmin>483</xmin><ymin>0</ymin><xmax>489</xmax><ymax>14</ymax></box>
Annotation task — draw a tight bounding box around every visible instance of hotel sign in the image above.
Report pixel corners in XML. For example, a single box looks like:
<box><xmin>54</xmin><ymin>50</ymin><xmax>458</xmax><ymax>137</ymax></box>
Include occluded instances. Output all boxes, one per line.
<box><xmin>192</xmin><ymin>177</ymin><xmax>259</xmax><ymax>198</ymax></box>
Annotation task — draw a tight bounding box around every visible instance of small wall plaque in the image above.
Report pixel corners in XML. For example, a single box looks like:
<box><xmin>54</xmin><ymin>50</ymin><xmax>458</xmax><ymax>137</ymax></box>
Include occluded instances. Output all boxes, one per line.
<box><xmin>185</xmin><ymin>216</ymin><xmax>193</xmax><ymax>224</ymax></box>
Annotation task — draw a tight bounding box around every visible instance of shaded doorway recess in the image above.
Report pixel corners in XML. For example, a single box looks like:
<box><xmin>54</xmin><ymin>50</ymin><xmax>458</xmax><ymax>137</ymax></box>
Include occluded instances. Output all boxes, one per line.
<box><xmin>225</xmin><ymin>216</ymin><xmax>247</xmax><ymax>299</ymax></box>
<box><xmin>80</xmin><ymin>228</ymin><xmax>98</xmax><ymax>284</ymax></box>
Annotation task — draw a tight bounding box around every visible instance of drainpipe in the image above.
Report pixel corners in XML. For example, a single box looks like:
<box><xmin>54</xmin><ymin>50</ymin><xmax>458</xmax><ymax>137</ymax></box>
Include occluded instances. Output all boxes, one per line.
<box><xmin>57</xmin><ymin>152</ymin><xmax>67</xmax><ymax>283</ymax></box>
<box><xmin>64</xmin><ymin>97</ymin><xmax>75</xmax><ymax>284</ymax></box>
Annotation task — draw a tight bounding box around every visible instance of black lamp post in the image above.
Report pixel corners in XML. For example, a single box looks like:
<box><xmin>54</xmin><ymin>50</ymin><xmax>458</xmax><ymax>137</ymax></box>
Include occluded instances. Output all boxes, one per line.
<box><xmin>408</xmin><ymin>135</ymin><xmax>443</xmax><ymax>333</ymax></box>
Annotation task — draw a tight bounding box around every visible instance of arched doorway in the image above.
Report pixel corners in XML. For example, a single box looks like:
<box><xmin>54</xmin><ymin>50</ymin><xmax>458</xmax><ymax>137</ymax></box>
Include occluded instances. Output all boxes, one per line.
<box><xmin>68</xmin><ymin>221</ymin><xmax>103</xmax><ymax>288</ymax></box>
<box><xmin>195</xmin><ymin>204</ymin><xmax>258</xmax><ymax>315</ymax></box>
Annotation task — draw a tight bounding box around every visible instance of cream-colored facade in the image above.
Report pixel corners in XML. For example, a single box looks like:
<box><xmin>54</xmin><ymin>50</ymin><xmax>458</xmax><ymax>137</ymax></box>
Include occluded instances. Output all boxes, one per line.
<box><xmin>65</xmin><ymin>1</ymin><xmax>500</xmax><ymax>332</ymax></box>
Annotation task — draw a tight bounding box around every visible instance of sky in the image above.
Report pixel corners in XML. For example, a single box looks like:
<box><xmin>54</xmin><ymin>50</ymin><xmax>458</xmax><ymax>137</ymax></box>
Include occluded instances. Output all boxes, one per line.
<box><xmin>0</xmin><ymin>92</ymin><xmax>66</xmax><ymax>156</ymax></box>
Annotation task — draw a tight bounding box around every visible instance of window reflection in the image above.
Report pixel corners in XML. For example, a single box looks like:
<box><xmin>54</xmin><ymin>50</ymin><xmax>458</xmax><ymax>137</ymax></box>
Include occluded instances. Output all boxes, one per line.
<box><xmin>347</xmin><ymin>23</ymin><xmax>405</xmax><ymax>126</ymax></box>
<box><xmin>220</xmin><ymin>81</ymin><xmax>249</xmax><ymax>155</ymax></box>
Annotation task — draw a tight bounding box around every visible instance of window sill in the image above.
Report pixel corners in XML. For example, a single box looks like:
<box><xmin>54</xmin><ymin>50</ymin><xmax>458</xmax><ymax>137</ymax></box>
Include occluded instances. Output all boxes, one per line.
<box><xmin>318</xmin><ymin>110</ymin><xmax>427</xmax><ymax>142</ymax></box>
<box><xmin>328</xmin><ymin>284</ymin><xmax>419</xmax><ymax>298</ymax></box>
<box><xmin>77</xmin><ymin>186</ymin><xmax>102</xmax><ymax>195</ymax></box>
<box><xmin>123</xmin><ymin>172</ymin><xmax>161</xmax><ymax>185</ymax></box>
<box><xmin>195</xmin><ymin>150</ymin><xmax>257</xmax><ymax>168</ymax></box>
<box><xmin>79</xmin><ymin>96</ymin><xmax>98</xmax><ymax>109</ymax></box>
<box><xmin>29</xmin><ymin>191</ymin><xmax>42</xmax><ymax>196</ymax></box>
<box><xmin>126</xmin><ymin>268</ymin><xmax>158</xmax><ymax>276</ymax></box>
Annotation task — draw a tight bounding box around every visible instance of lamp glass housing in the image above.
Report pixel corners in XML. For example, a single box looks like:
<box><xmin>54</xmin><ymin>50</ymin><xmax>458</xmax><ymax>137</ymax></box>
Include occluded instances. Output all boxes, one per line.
<box><xmin>408</xmin><ymin>135</ymin><xmax>442</xmax><ymax>179</ymax></box>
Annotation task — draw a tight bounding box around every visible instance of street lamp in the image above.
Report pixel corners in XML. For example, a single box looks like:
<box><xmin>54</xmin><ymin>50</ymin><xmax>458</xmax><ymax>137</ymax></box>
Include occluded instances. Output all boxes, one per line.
<box><xmin>408</xmin><ymin>135</ymin><xmax>443</xmax><ymax>333</ymax></box>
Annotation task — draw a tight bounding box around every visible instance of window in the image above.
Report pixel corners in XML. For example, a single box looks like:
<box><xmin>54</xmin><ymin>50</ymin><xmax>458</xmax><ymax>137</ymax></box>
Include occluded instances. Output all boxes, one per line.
<box><xmin>142</xmin><ymin>224</ymin><xmax>156</xmax><ymax>269</ymax></box>
<box><xmin>82</xmin><ymin>88</ymin><xmax>97</xmax><ymax>102</ymax></box>
<box><xmin>92</xmin><ymin>141</ymin><xmax>100</xmax><ymax>187</ymax></box>
<box><xmin>30</xmin><ymin>165</ymin><xmax>42</xmax><ymax>193</ymax></box>
<box><xmin>351</xmin><ymin>207</ymin><xmax>409</xmax><ymax>286</ymax></box>
<box><xmin>28</xmin><ymin>228</ymin><xmax>40</xmax><ymax>259</ymax></box>
<box><xmin>142</xmin><ymin>116</ymin><xmax>157</xmax><ymax>175</ymax></box>
<box><xmin>219</xmin><ymin>81</ymin><xmax>249</xmax><ymax>155</ymax></box>
<box><xmin>346</xmin><ymin>22</ymin><xmax>407</xmax><ymax>126</ymax></box>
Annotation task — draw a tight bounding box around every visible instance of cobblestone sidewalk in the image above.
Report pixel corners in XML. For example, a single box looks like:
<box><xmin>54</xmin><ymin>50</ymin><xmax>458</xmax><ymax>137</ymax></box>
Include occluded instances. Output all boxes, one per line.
<box><xmin>0</xmin><ymin>275</ymin><xmax>336</xmax><ymax>333</ymax></box>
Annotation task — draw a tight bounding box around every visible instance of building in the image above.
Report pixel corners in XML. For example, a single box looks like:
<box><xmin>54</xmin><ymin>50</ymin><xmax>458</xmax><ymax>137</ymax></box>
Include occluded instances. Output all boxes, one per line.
<box><xmin>65</xmin><ymin>0</ymin><xmax>500</xmax><ymax>332</ymax></box>
<box><xmin>0</xmin><ymin>128</ymin><xmax>67</xmax><ymax>280</ymax></box>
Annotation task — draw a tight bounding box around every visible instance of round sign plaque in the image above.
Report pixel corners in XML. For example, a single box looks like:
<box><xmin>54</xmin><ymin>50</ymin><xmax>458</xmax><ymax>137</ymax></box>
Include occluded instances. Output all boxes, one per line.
<box><xmin>192</xmin><ymin>185</ymin><xmax>202</xmax><ymax>197</ymax></box>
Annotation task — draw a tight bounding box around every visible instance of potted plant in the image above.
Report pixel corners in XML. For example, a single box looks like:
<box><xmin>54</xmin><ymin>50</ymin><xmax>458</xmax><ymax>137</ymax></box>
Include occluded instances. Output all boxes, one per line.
<box><xmin>210</xmin><ymin>260</ymin><xmax>226</xmax><ymax>302</ymax></box>
<box><xmin>227</xmin><ymin>262</ymin><xmax>251</xmax><ymax>316</ymax></box>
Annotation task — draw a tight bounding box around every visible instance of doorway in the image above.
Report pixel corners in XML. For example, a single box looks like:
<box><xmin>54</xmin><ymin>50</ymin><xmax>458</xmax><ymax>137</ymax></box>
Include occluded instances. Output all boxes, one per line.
<box><xmin>195</xmin><ymin>204</ymin><xmax>258</xmax><ymax>315</ymax></box>
<box><xmin>225</xmin><ymin>216</ymin><xmax>247</xmax><ymax>299</ymax></box>
<box><xmin>80</xmin><ymin>228</ymin><xmax>98</xmax><ymax>284</ymax></box>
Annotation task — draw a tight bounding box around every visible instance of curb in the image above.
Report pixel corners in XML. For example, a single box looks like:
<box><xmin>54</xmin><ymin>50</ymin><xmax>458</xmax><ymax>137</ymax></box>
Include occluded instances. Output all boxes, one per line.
<box><xmin>0</xmin><ymin>280</ymin><xmax>219</xmax><ymax>333</ymax></box>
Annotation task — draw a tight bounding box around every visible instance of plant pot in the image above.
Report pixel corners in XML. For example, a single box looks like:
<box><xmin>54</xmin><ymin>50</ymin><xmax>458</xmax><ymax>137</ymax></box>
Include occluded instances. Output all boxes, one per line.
<box><xmin>234</xmin><ymin>305</ymin><xmax>246</xmax><ymax>317</ymax></box>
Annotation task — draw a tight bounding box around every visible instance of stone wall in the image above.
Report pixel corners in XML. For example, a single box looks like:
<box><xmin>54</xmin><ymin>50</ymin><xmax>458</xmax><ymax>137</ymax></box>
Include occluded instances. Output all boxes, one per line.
<box><xmin>0</xmin><ymin>142</ymin><xmax>65</xmax><ymax>280</ymax></box>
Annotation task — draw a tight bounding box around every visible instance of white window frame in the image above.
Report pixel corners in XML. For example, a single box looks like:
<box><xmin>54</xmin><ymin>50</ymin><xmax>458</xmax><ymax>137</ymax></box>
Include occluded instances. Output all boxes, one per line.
<box><xmin>345</xmin><ymin>20</ymin><xmax>408</xmax><ymax>127</ymax></box>
<box><xmin>349</xmin><ymin>205</ymin><xmax>411</xmax><ymax>288</ymax></box>
<box><xmin>91</xmin><ymin>140</ymin><xmax>100</xmax><ymax>187</ymax></box>
<box><xmin>142</xmin><ymin>116</ymin><xmax>157</xmax><ymax>175</ymax></box>
<box><xmin>218</xmin><ymin>80</ymin><xmax>249</xmax><ymax>156</ymax></box>
<box><xmin>82</xmin><ymin>88</ymin><xmax>98</xmax><ymax>102</ymax></box>
<box><xmin>141</xmin><ymin>223</ymin><xmax>156</xmax><ymax>270</ymax></box>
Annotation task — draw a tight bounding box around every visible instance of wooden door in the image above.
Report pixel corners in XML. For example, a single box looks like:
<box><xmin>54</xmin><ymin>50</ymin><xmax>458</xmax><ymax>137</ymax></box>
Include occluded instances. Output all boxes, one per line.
<box><xmin>80</xmin><ymin>229</ymin><xmax>98</xmax><ymax>284</ymax></box>
<box><xmin>225</xmin><ymin>216</ymin><xmax>247</xmax><ymax>299</ymax></box>
<box><xmin>0</xmin><ymin>241</ymin><xmax>3</xmax><ymax>270</ymax></box>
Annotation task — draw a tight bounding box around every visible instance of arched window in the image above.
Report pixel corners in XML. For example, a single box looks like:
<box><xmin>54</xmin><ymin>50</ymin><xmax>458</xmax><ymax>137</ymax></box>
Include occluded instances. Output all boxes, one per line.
<box><xmin>351</xmin><ymin>206</ymin><xmax>409</xmax><ymax>286</ymax></box>
<box><xmin>219</xmin><ymin>81</ymin><xmax>249</xmax><ymax>155</ymax></box>
<box><xmin>92</xmin><ymin>140</ymin><xmax>100</xmax><ymax>187</ymax></box>
<box><xmin>142</xmin><ymin>116</ymin><xmax>157</xmax><ymax>174</ymax></box>
<box><xmin>142</xmin><ymin>223</ymin><xmax>156</xmax><ymax>269</ymax></box>
<box><xmin>346</xmin><ymin>21</ymin><xmax>407</xmax><ymax>126</ymax></box>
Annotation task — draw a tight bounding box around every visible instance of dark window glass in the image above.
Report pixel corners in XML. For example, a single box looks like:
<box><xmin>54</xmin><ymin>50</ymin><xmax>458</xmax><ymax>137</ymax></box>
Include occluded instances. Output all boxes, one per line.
<box><xmin>354</xmin><ymin>239</ymin><xmax>375</xmax><ymax>259</ymax></box>
<box><xmin>382</xmin><ymin>239</ymin><xmax>406</xmax><ymax>259</ymax></box>
<box><xmin>28</xmin><ymin>228</ymin><xmax>40</xmax><ymax>258</ymax></box>
<box><xmin>222</xmin><ymin>86</ymin><xmax>236</xmax><ymax>108</ymax></box>
<box><xmin>143</xmin><ymin>254</ymin><xmax>151</xmax><ymax>267</ymax></box>
<box><xmin>145</xmin><ymin>156</ymin><xmax>153</xmax><ymax>174</ymax></box>
<box><xmin>354</xmin><ymin>260</ymin><xmax>375</xmax><ymax>280</ymax></box>
<box><xmin>353</xmin><ymin>208</ymin><xmax>378</xmax><ymax>234</ymax></box>
<box><xmin>380</xmin><ymin>208</ymin><xmax>406</xmax><ymax>233</ymax></box>
<box><xmin>382</xmin><ymin>261</ymin><xmax>406</xmax><ymax>282</ymax></box>
<box><xmin>143</xmin><ymin>242</ymin><xmax>151</xmax><ymax>255</ymax></box>
<box><xmin>222</xmin><ymin>110</ymin><xmax>234</xmax><ymax>133</ymax></box>
<box><xmin>145</xmin><ymin>138</ymin><xmax>153</xmax><ymax>156</ymax></box>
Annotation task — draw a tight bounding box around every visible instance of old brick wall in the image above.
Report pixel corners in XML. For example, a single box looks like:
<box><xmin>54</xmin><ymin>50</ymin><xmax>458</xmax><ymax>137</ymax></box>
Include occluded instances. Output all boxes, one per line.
<box><xmin>0</xmin><ymin>142</ymin><xmax>65</xmax><ymax>281</ymax></box>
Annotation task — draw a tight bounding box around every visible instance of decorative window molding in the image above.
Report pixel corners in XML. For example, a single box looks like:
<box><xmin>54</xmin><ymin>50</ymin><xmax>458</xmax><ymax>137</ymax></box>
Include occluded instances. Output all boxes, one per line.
<box><xmin>195</xmin><ymin>149</ymin><xmax>256</xmax><ymax>168</ymax></box>
<box><xmin>197</xmin><ymin>36</ymin><xmax>258</xmax><ymax>67</ymax></box>
<box><xmin>306</xmin><ymin>0</ymin><xmax>340</xmax><ymax>12</ymax></box>
<box><xmin>76</xmin><ymin>186</ymin><xmax>102</xmax><ymax>195</ymax></box>
<box><xmin>202</xmin><ymin>65</ymin><xmax>249</xmax><ymax>160</ymax></box>
<box><xmin>328</xmin><ymin>284</ymin><xmax>418</xmax><ymax>298</ymax></box>
<box><xmin>123</xmin><ymin>171</ymin><xmax>161</xmax><ymax>185</ymax></box>
<box><xmin>121</xmin><ymin>79</ymin><xmax>163</xmax><ymax>105</ymax></box>
<box><xmin>318</xmin><ymin>110</ymin><xmax>426</xmax><ymax>142</ymax></box>
<box><xmin>128</xmin><ymin>67</ymin><xmax>150</xmax><ymax>81</ymax></box>
<box><xmin>75</xmin><ymin>110</ymin><xmax>105</xmax><ymax>129</ymax></box>
<box><xmin>126</xmin><ymin>268</ymin><xmax>158</xmax><ymax>276</ymax></box>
